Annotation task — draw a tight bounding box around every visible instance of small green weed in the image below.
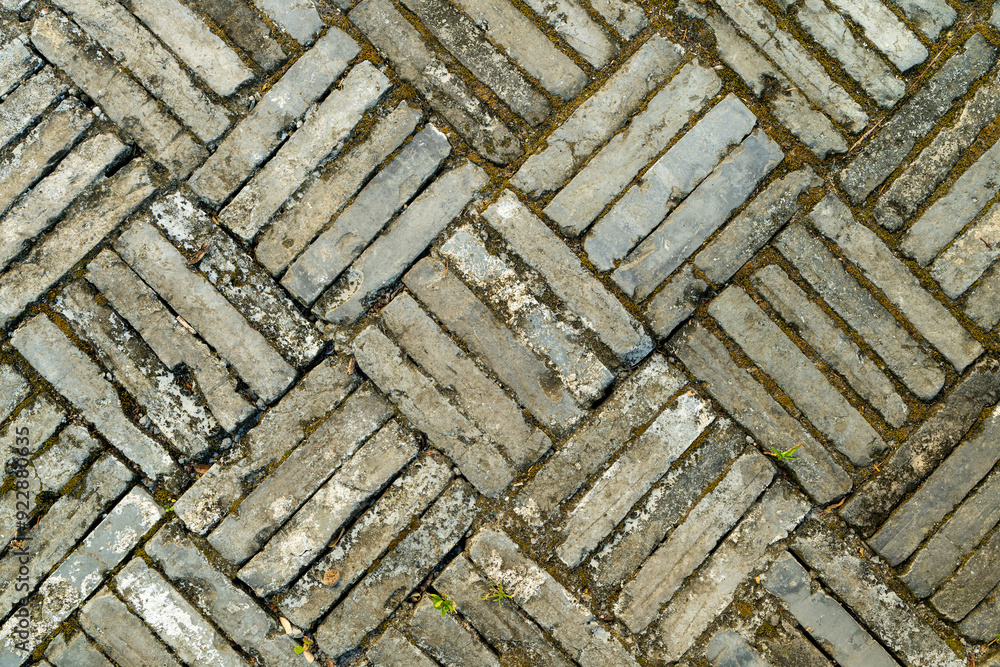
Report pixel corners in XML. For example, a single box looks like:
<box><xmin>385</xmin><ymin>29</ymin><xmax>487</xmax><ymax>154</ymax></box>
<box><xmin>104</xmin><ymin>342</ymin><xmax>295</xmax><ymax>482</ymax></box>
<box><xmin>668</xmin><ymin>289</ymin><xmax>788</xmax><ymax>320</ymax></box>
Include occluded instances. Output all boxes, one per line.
<box><xmin>429</xmin><ymin>593</ymin><xmax>456</xmax><ymax>617</ymax></box>
<box><xmin>293</xmin><ymin>636</ymin><xmax>312</xmax><ymax>654</ymax></box>
<box><xmin>479</xmin><ymin>582</ymin><xmax>514</xmax><ymax>611</ymax></box>
<box><xmin>766</xmin><ymin>444</ymin><xmax>801</xmax><ymax>461</ymax></box>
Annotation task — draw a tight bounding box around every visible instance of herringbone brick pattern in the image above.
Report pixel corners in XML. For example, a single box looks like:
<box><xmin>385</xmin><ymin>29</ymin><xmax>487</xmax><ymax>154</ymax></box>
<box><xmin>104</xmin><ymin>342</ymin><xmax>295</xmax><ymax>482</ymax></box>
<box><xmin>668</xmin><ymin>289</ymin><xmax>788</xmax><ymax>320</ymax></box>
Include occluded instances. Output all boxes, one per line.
<box><xmin>0</xmin><ymin>0</ymin><xmax>999</xmax><ymax>664</ymax></box>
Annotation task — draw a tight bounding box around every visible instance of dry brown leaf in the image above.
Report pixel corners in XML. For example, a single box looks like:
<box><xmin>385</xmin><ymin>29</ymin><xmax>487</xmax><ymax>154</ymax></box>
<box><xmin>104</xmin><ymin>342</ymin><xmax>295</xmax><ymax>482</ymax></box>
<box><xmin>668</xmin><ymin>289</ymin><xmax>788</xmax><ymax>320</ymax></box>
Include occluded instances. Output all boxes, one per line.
<box><xmin>194</xmin><ymin>464</ymin><xmax>211</xmax><ymax>475</ymax></box>
<box><xmin>279</xmin><ymin>616</ymin><xmax>293</xmax><ymax>635</ymax></box>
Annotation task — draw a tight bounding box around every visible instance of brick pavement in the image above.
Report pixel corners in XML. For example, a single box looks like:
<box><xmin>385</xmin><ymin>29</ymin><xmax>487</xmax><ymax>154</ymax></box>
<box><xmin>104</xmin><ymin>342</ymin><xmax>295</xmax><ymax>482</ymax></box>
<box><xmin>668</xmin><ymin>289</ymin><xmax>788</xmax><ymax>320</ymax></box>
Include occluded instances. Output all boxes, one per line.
<box><xmin>0</xmin><ymin>0</ymin><xmax>999</xmax><ymax>664</ymax></box>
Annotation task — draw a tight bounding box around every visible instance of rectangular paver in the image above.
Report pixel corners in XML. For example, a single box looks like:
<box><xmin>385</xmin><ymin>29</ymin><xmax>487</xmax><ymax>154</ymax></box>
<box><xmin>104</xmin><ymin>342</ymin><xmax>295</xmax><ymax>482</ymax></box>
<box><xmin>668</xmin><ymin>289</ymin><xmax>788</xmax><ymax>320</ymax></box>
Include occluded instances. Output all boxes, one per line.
<box><xmin>188</xmin><ymin>27</ymin><xmax>359</xmax><ymax>205</ymax></box>
<box><xmin>485</xmin><ymin>190</ymin><xmax>653</xmax><ymax>366</ymax></box>
<box><xmin>352</xmin><ymin>326</ymin><xmax>514</xmax><ymax>496</ymax></box>
<box><xmin>220</xmin><ymin>62</ymin><xmax>390</xmax><ymax>242</ymax></box>
<box><xmin>115</xmin><ymin>220</ymin><xmax>296</xmax><ymax>403</ymax></box>
<box><xmin>0</xmin><ymin>158</ymin><xmax>155</xmax><ymax>328</ymax></box>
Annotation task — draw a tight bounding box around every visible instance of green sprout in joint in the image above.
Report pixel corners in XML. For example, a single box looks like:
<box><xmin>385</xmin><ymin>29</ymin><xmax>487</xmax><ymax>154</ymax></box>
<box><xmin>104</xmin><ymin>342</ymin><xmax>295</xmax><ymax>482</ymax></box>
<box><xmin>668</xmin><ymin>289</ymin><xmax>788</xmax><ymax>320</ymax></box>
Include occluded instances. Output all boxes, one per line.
<box><xmin>429</xmin><ymin>593</ymin><xmax>456</xmax><ymax>617</ymax></box>
<box><xmin>766</xmin><ymin>444</ymin><xmax>802</xmax><ymax>461</ymax></box>
<box><xmin>293</xmin><ymin>636</ymin><xmax>312</xmax><ymax>655</ymax></box>
<box><xmin>479</xmin><ymin>582</ymin><xmax>514</xmax><ymax>611</ymax></box>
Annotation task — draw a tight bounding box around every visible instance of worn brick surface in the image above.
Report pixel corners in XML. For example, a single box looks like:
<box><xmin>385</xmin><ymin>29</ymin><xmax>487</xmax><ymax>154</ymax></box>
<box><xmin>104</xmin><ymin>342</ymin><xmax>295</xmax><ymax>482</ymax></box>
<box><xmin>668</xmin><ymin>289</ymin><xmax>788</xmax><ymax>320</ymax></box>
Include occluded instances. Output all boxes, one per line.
<box><xmin>2</xmin><ymin>1</ymin><xmax>999</xmax><ymax>665</ymax></box>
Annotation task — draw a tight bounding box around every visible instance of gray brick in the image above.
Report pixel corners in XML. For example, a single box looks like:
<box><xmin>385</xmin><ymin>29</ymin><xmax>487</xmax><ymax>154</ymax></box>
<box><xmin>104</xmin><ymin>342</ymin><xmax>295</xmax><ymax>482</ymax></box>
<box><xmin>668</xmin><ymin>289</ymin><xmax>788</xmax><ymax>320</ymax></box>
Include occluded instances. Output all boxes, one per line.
<box><xmin>174</xmin><ymin>356</ymin><xmax>357</xmax><ymax>535</ymax></box>
<box><xmin>251</xmin><ymin>0</ymin><xmax>323</xmax><ymax>44</ymax></box>
<box><xmin>52</xmin><ymin>0</ymin><xmax>231</xmax><ymax>142</ymax></box>
<box><xmin>115</xmin><ymin>220</ymin><xmax>296</xmax><ymax>403</ymax></box>
<box><xmin>147</xmin><ymin>192</ymin><xmax>323</xmax><ymax>369</ymax></box>
<box><xmin>591</xmin><ymin>418</ymin><xmax>744</xmax><ymax>588</ymax></box>
<box><xmin>220</xmin><ymin>62</ymin><xmax>390</xmax><ymax>242</ymax></box>
<box><xmin>115</xmin><ymin>558</ymin><xmax>248</xmax><ymax>667</ymax></box>
<box><xmin>875</xmin><ymin>70</ymin><xmax>1000</xmax><ymax>230</ymax></box>
<box><xmin>558</xmin><ymin>392</ymin><xmax>715</xmax><ymax>567</ymax></box>
<box><xmin>546</xmin><ymin>62</ymin><xmax>721</xmax><ymax>236</ymax></box>
<box><xmin>614</xmin><ymin>130</ymin><xmax>783</xmax><ymax>301</ymax></box>
<box><xmin>617</xmin><ymin>451</ymin><xmax>774</xmax><ymax>633</ymax></box>
<box><xmin>0</xmin><ymin>34</ymin><xmax>38</xmax><ymax>98</ymax></box>
<box><xmin>408</xmin><ymin>596</ymin><xmax>501</xmax><ymax>667</ymax></box>
<box><xmin>0</xmin><ymin>487</ymin><xmax>163</xmax><ymax>665</ymax></box>
<box><xmin>590</xmin><ymin>0</ymin><xmax>647</xmax><ymax>38</ymax></box>
<box><xmin>11</xmin><ymin>315</ymin><xmax>179</xmax><ymax>486</ymax></box>
<box><xmin>30</xmin><ymin>14</ymin><xmax>204</xmax><ymax>176</ymax></box>
<box><xmin>46</xmin><ymin>632</ymin><xmax>111</xmax><ymax>667</ymax></box>
<box><xmin>671</xmin><ymin>323</ymin><xmax>851</xmax><ymax>505</ymax></box>
<box><xmin>751</xmin><ymin>264</ymin><xmax>908</xmax><ymax>428</ymax></box>
<box><xmin>449</xmin><ymin>0</ymin><xmax>587</xmax><ymax>99</ymax></box>
<box><xmin>710</xmin><ymin>286</ymin><xmax>885</xmax><ymax>465</ymax></box>
<box><xmin>315</xmin><ymin>480</ymin><xmax>477</xmax><ymax>658</ymax></box>
<box><xmin>839</xmin><ymin>33</ymin><xmax>997</xmax><ymax>203</ymax></box>
<box><xmin>685</xmin><ymin>2</ymin><xmax>846</xmax><ymax>158</ymax></box>
<box><xmin>706</xmin><ymin>630</ymin><xmax>769</xmax><ymax>667</ymax></box>
<box><xmin>513</xmin><ymin>35</ymin><xmax>683</xmax><ymax>195</ymax></box>
<box><xmin>585</xmin><ymin>93</ymin><xmax>756</xmax><ymax>271</ymax></box>
<box><xmin>314</xmin><ymin>161</ymin><xmax>488</xmax><ymax>324</ymax></box>
<box><xmin>283</xmin><ymin>124</ymin><xmax>451</xmax><ymax>304</ymax></box>
<box><xmin>468</xmin><ymin>527</ymin><xmax>639</xmax><ymax>667</ymax></box>
<box><xmin>655</xmin><ymin>483</ymin><xmax>810</xmax><ymax>662</ymax></box>
<box><xmin>405</xmin><ymin>257</ymin><xmax>583</xmax><ymax>433</ymax></box>
<box><xmin>256</xmin><ymin>102</ymin><xmax>422</xmax><ymax>275</ymax></box>
<box><xmin>439</xmin><ymin>226</ymin><xmax>613</xmax><ymax>406</ymax></box>
<box><xmin>887</xmin><ymin>0</ymin><xmax>954</xmax><ymax>39</ymax></box>
<box><xmin>902</xmin><ymin>465</ymin><xmax>1000</xmax><ymax>599</ymax></box>
<box><xmin>957</xmin><ymin>568</ymin><xmax>1000</xmax><ymax>639</ymax></box>
<box><xmin>80</xmin><ymin>588</ymin><xmax>181</xmax><ymax>667</ymax></box>
<box><xmin>86</xmin><ymin>249</ymin><xmax>253</xmax><ymax>433</ymax></box>
<box><xmin>796</xmin><ymin>0</ymin><xmax>903</xmax><ymax>107</ymax></box>
<box><xmin>519</xmin><ymin>0</ymin><xmax>616</xmax><ymax>68</ymax></box>
<box><xmin>352</xmin><ymin>326</ymin><xmax>514</xmax><ymax>496</ymax></box>
<box><xmin>382</xmin><ymin>292</ymin><xmax>551</xmax><ymax>467</ymax></box>
<box><xmin>32</xmin><ymin>424</ymin><xmax>101</xmax><ymax>493</ymax></box>
<box><xmin>0</xmin><ymin>159</ymin><xmax>156</xmax><ymax>328</ymax></box>
<box><xmin>714</xmin><ymin>0</ymin><xmax>867</xmax><ymax>131</ymax></box>
<box><xmin>644</xmin><ymin>266</ymin><xmax>710</xmax><ymax>340</ymax></box>
<box><xmin>435</xmin><ymin>555</ymin><xmax>574</xmax><ymax>667</ymax></box>
<box><xmin>966</xmin><ymin>264</ymin><xmax>1000</xmax><ymax>330</ymax></box>
<box><xmin>762</xmin><ymin>552</ymin><xmax>898</xmax><ymax>667</ymax></box>
<box><xmin>0</xmin><ymin>68</ymin><xmax>67</xmax><ymax>152</ymax></box>
<box><xmin>186</xmin><ymin>0</ymin><xmax>287</xmax><ymax>70</ymax></box>
<box><xmin>349</xmin><ymin>0</ymin><xmax>520</xmax><ymax>165</ymax></box>
<box><xmin>521</xmin><ymin>354</ymin><xmax>685</xmax><ymax>514</ymax></box>
<box><xmin>902</xmin><ymin>135</ymin><xmax>1000</xmax><ymax>267</ymax></box>
<box><xmin>188</xmin><ymin>27</ymin><xmax>359</xmax><ymax>205</ymax></box>
<box><xmin>399</xmin><ymin>0</ymin><xmax>550</xmax><ymax>125</ymax></box>
<box><xmin>932</xmin><ymin>201</ymin><xmax>1000</xmax><ymax>298</ymax></box>
<box><xmin>775</xmin><ymin>223</ymin><xmax>944</xmax><ymax>400</ymax></box>
<box><xmin>238</xmin><ymin>420</ymin><xmax>417</xmax><ymax>596</ymax></box>
<box><xmin>368</xmin><ymin>629</ymin><xmax>435</xmax><ymax>666</ymax></box>
<box><xmin>277</xmin><ymin>452</ymin><xmax>453</xmax><ymax>628</ymax></box>
<box><xmin>145</xmin><ymin>523</ymin><xmax>301</xmax><ymax>667</ymax></box>
<box><xmin>56</xmin><ymin>280</ymin><xmax>217</xmax><ymax>458</ymax></box>
<box><xmin>827</xmin><ymin>0</ymin><xmax>926</xmax><ymax>70</ymax></box>
<box><xmin>871</xmin><ymin>408</ymin><xmax>1000</xmax><ymax>566</ymax></box>
<box><xmin>0</xmin><ymin>131</ymin><xmax>126</xmax><ymax>273</ymax></box>
<box><xmin>696</xmin><ymin>167</ymin><xmax>821</xmax><ymax>285</ymax></box>
<box><xmin>793</xmin><ymin>525</ymin><xmax>964</xmax><ymax>667</ymax></box>
<box><xmin>0</xmin><ymin>98</ymin><xmax>92</xmax><ymax>218</ymax></box>
<box><xmin>129</xmin><ymin>0</ymin><xmax>253</xmax><ymax>96</ymax></box>
<box><xmin>840</xmin><ymin>357</ymin><xmax>1000</xmax><ymax>532</ymax></box>
<box><xmin>485</xmin><ymin>191</ymin><xmax>653</xmax><ymax>365</ymax></box>
<box><xmin>209</xmin><ymin>385</ymin><xmax>392</xmax><ymax>564</ymax></box>
<box><xmin>0</xmin><ymin>454</ymin><xmax>132</xmax><ymax>622</ymax></box>
<box><xmin>0</xmin><ymin>395</ymin><xmax>66</xmax><ymax>460</ymax></box>
<box><xmin>0</xmin><ymin>365</ymin><xmax>29</xmax><ymax>426</ymax></box>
